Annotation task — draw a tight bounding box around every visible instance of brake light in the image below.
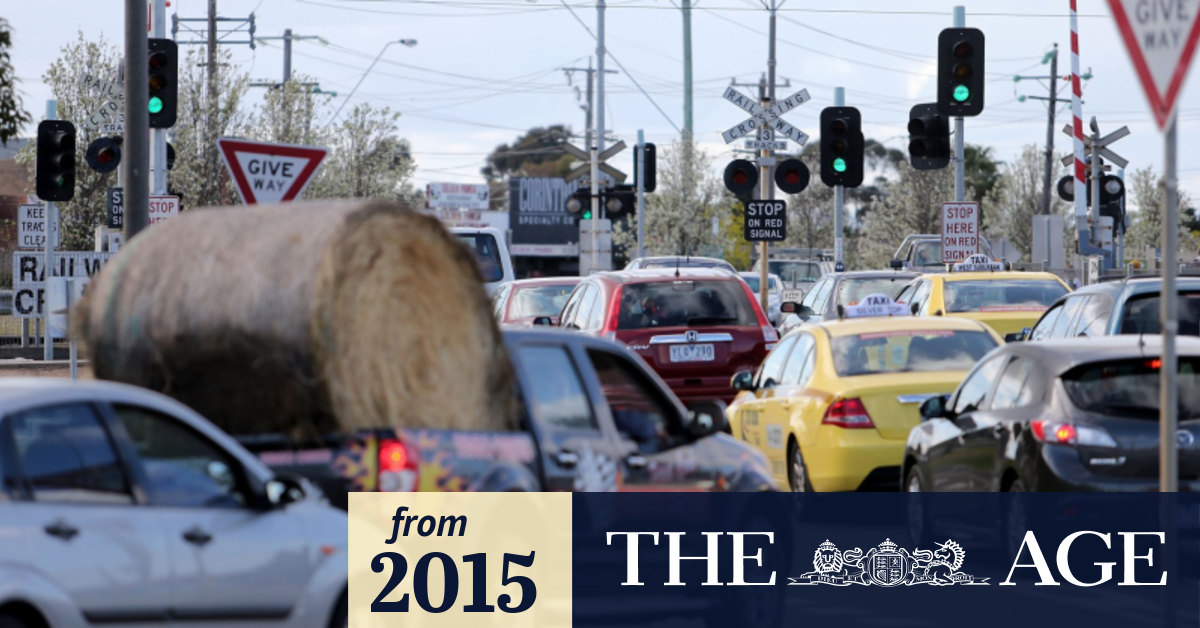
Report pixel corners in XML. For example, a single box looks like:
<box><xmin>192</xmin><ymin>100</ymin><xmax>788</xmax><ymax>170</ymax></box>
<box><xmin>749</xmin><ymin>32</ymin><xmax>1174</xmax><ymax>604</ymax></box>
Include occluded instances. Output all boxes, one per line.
<box><xmin>822</xmin><ymin>398</ymin><xmax>875</xmax><ymax>429</ymax></box>
<box><xmin>602</xmin><ymin>285</ymin><xmax>623</xmax><ymax>341</ymax></box>
<box><xmin>1030</xmin><ymin>420</ymin><xmax>1116</xmax><ymax>447</ymax></box>
<box><xmin>378</xmin><ymin>437</ymin><xmax>419</xmax><ymax>491</ymax></box>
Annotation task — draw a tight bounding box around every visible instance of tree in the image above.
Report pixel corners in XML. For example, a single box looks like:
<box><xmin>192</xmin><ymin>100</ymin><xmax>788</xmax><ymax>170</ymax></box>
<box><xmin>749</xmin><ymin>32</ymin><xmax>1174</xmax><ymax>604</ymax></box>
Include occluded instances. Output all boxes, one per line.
<box><xmin>307</xmin><ymin>103</ymin><xmax>415</xmax><ymax>201</ymax></box>
<box><xmin>253</xmin><ymin>76</ymin><xmax>328</xmax><ymax>146</ymax></box>
<box><xmin>855</xmin><ymin>162</ymin><xmax>954</xmax><ymax>268</ymax></box>
<box><xmin>783</xmin><ymin>144</ymin><xmax>837</xmax><ymax>253</ymax></box>
<box><xmin>0</xmin><ymin>18</ymin><xmax>30</xmax><ymax>146</ymax></box>
<box><xmin>482</xmin><ymin>125</ymin><xmax>574</xmax><ymax>210</ymax></box>
<box><xmin>1125</xmin><ymin>166</ymin><xmax>1199</xmax><ymax>262</ymax></box>
<box><xmin>613</xmin><ymin>138</ymin><xmax>730</xmax><ymax>258</ymax></box>
<box><xmin>170</xmin><ymin>47</ymin><xmax>251</xmax><ymax>209</ymax></box>
<box><xmin>15</xmin><ymin>33</ymin><xmax>122</xmax><ymax>249</ymax></box>
<box><xmin>985</xmin><ymin>144</ymin><xmax>1069</xmax><ymax>262</ymax></box>
<box><xmin>964</xmin><ymin>144</ymin><xmax>1002</xmax><ymax>204</ymax></box>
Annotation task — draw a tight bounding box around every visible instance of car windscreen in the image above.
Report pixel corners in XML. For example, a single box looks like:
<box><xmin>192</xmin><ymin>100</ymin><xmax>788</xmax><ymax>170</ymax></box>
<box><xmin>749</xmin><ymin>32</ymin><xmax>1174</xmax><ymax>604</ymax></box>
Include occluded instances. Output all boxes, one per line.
<box><xmin>617</xmin><ymin>280</ymin><xmax>758</xmax><ymax>329</ymax></box>
<box><xmin>1063</xmin><ymin>357</ymin><xmax>1200</xmax><ymax>419</ymax></box>
<box><xmin>1118</xmin><ymin>291</ymin><xmax>1200</xmax><ymax>335</ymax></box>
<box><xmin>769</xmin><ymin>261</ymin><xmax>822</xmax><ymax>286</ymax></box>
<box><xmin>837</xmin><ymin>277</ymin><xmax>911</xmax><ymax>307</ymax></box>
<box><xmin>830</xmin><ymin>330</ymin><xmax>997</xmax><ymax>376</ymax></box>
<box><xmin>943</xmin><ymin>279</ymin><xmax>1067</xmax><ymax>313</ymax></box>
<box><xmin>455</xmin><ymin>234</ymin><xmax>504</xmax><ymax>282</ymax></box>
<box><xmin>910</xmin><ymin>242</ymin><xmax>944</xmax><ymax>267</ymax></box>
<box><xmin>509</xmin><ymin>284</ymin><xmax>577</xmax><ymax>319</ymax></box>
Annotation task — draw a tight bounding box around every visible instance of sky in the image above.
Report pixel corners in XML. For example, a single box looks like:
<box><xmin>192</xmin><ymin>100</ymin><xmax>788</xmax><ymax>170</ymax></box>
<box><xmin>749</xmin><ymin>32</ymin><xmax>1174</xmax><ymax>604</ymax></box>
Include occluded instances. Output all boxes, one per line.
<box><xmin>8</xmin><ymin>0</ymin><xmax>1200</xmax><ymax>212</ymax></box>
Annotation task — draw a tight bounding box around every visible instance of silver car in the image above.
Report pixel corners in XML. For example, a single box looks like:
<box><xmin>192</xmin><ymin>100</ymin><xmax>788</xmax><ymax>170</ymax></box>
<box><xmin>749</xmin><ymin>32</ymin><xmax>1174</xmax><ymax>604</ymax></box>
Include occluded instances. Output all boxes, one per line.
<box><xmin>0</xmin><ymin>379</ymin><xmax>347</xmax><ymax>628</ymax></box>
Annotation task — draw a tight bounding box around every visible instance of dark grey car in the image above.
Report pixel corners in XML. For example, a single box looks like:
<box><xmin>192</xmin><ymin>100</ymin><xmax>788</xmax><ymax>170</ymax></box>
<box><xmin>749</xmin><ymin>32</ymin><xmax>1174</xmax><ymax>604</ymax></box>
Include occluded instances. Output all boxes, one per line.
<box><xmin>1017</xmin><ymin>275</ymin><xmax>1200</xmax><ymax>342</ymax></box>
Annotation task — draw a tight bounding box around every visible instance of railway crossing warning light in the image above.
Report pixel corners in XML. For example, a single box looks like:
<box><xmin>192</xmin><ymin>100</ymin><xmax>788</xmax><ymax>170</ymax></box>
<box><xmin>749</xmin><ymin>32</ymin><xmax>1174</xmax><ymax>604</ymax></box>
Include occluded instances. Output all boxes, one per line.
<box><xmin>566</xmin><ymin>187</ymin><xmax>592</xmax><ymax>221</ymax></box>
<box><xmin>819</xmin><ymin>107</ymin><xmax>863</xmax><ymax>188</ymax></box>
<box><xmin>775</xmin><ymin>159</ymin><xmax>810</xmax><ymax>195</ymax></box>
<box><xmin>36</xmin><ymin>120</ymin><xmax>77</xmax><ymax>202</ymax></box>
<box><xmin>938</xmin><ymin>28</ymin><xmax>985</xmax><ymax>117</ymax></box>
<box><xmin>907</xmin><ymin>103</ymin><xmax>951</xmax><ymax>171</ymax></box>
<box><xmin>86</xmin><ymin>136</ymin><xmax>123</xmax><ymax>173</ymax></box>
<box><xmin>723</xmin><ymin>159</ymin><xmax>759</xmax><ymax>202</ymax></box>
<box><xmin>148</xmin><ymin>38</ymin><xmax>179</xmax><ymax>128</ymax></box>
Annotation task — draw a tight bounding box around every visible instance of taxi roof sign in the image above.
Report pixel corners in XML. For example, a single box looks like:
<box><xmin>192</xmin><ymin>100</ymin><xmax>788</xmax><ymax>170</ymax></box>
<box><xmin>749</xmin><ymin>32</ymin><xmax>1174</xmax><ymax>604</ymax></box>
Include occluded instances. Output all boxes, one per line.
<box><xmin>843</xmin><ymin>293</ymin><xmax>911</xmax><ymax>319</ymax></box>
<box><xmin>951</xmin><ymin>254</ymin><xmax>1004</xmax><ymax>272</ymax></box>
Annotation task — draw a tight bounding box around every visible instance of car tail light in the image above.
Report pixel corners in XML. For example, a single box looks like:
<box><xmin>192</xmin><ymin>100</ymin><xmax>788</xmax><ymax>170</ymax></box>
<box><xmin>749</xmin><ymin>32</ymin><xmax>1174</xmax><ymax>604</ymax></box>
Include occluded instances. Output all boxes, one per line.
<box><xmin>822</xmin><ymin>398</ymin><xmax>875</xmax><ymax>429</ymax></box>
<box><xmin>1030</xmin><ymin>420</ymin><xmax>1117</xmax><ymax>447</ymax></box>
<box><xmin>602</xmin><ymin>286</ymin><xmax>624</xmax><ymax>341</ymax></box>
<box><xmin>737</xmin><ymin>278</ymin><xmax>774</xmax><ymax>329</ymax></box>
<box><xmin>378</xmin><ymin>437</ymin><xmax>419</xmax><ymax>491</ymax></box>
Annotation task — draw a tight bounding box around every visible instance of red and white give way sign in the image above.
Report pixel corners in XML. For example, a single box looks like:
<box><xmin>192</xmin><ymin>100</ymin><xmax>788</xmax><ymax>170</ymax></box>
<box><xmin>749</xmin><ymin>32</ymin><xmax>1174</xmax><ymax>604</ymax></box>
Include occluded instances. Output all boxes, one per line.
<box><xmin>1108</xmin><ymin>0</ymin><xmax>1200</xmax><ymax>128</ymax></box>
<box><xmin>217</xmin><ymin>138</ymin><xmax>328</xmax><ymax>205</ymax></box>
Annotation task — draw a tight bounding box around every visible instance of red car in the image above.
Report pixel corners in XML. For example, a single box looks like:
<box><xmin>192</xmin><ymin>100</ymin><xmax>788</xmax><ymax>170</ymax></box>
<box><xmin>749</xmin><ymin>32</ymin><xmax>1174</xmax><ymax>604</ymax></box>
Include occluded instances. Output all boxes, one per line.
<box><xmin>556</xmin><ymin>268</ymin><xmax>777</xmax><ymax>405</ymax></box>
<box><xmin>492</xmin><ymin>277</ymin><xmax>582</xmax><ymax>326</ymax></box>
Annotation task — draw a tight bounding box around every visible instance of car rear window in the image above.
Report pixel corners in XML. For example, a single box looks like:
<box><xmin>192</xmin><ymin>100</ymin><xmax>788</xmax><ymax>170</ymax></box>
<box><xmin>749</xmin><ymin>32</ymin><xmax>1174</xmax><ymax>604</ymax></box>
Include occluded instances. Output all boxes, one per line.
<box><xmin>617</xmin><ymin>280</ymin><xmax>759</xmax><ymax>329</ymax></box>
<box><xmin>769</xmin><ymin>261</ymin><xmax>822</xmax><ymax>285</ymax></box>
<box><xmin>1063</xmin><ymin>357</ymin><xmax>1200</xmax><ymax>418</ymax></box>
<box><xmin>943</xmin><ymin>279</ymin><xmax>1067</xmax><ymax>313</ymax></box>
<box><xmin>455</xmin><ymin>234</ymin><xmax>504</xmax><ymax>282</ymax></box>
<box><xmin>911</xmin><ymin>242</ymin><xmax>943</xmax><ymax>267</ymax></box>
<box><xmin>508</xmin><ymin>284</ymin><xmax>576</xmax><ymax>318</ymax></box>
<box><xmin>830</xmin><ymin>330</ymin><xmax>997</xmax><ymax>376</ymax></box>
<box><xmin>837</xmin><ymin>277</ymin><xmax>910</xmax><ymax>307</ymax></box>
<box><xmin>642</xmin><ymin>259</ymin><xmax>733</xmax><ymax>271</ymax></box>
<box><xmin>1118</xmin><ymin>292</ymin><xmax>1200</xmax><ymax>335</ymax></box>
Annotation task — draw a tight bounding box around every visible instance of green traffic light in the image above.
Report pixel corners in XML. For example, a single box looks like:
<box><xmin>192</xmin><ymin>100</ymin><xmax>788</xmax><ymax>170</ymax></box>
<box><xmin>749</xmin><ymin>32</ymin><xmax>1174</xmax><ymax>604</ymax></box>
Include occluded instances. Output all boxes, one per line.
<box><xmin>953</xmin><ymin>85</ymin><xmax>970</xmax><ymax>102</ymax></box>
<box><xmin>583</xmin><ymin>210</ymin><xmax>593</xmax><ymax>220</ymax></box>
<box><xmin>149</xmin><ymin>96</ymin><xmax>163</xmax><ymax>114</ymax></box>
<box><xmin>832</xmin><ymin>158</ymin><xmax>847</xmax><ymax>173</ymax></box>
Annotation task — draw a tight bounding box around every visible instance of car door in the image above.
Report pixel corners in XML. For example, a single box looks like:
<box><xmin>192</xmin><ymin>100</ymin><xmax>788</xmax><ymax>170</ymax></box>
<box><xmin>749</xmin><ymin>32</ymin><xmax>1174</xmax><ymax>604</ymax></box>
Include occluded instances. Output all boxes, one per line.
<box><xmin>736</xmin><ymin>334</ymin><xmax>800</xmax><ymax>452</ymax></box>
<box><xmin>511</xmin><ymin>342</ymin><xmax>619</xmax><ymax>491</ymax></box>
<box><xmin>5</xmin><ymin>402</ymin><xmax>173</xmax><ymax>622</ymax></box>
<box><xmin>927</xmin><ymin>355</ymin><xmax>1006</xmax><ymax>491</ymax></box>
<box><xmin>949</xmin><ymin>357</ymin><xmax>1039</xmax><ymax>490</ymax></box>
<box><xmin>581</xmin><ymin>346</ymin><xmax>719</xmax><ymax>490</ymax></box>
<box><xmin>978</xmin><ymin>358</ymin><xmax>1045</xmax><ymax>491</ymax></box>
<box><xmin>107</xmin><ymin>403</ymin><xmax>314</xmax><ymax>623</ymax></box>
<box><xmin>1027</xmin><ymin>301</ymin><xmax>1065</xmax><ymax>341</ymax></box>
<box><xmin>759</xmin><ymin>333</ymin><xmax>817</xmax><ymax>482</ymax></box>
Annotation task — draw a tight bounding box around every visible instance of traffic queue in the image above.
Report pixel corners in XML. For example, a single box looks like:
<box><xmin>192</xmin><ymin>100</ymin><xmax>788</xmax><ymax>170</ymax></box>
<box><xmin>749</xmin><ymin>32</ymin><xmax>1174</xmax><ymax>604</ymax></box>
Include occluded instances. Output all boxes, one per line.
<box><xmin>507</xmin><ymin>251</ymin><xmax>1200</xmax><ymax>493</ymax></box>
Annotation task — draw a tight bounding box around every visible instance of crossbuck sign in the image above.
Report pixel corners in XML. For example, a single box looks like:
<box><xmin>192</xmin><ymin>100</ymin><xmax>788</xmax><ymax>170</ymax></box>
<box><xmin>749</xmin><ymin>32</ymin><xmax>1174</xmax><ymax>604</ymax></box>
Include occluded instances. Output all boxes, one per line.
<box><xmin>721</xmin><ymin>87</ymin><xmax>811</xmax><ymax>145</ymax></box>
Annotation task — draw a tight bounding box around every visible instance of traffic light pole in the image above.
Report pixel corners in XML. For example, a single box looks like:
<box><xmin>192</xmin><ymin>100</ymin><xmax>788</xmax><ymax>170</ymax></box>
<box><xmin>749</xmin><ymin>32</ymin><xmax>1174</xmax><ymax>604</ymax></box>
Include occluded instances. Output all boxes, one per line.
<box><xmin>43</xmin><ymin>202</ymin><xmax>55</xmax><ymax>361</ymax></box>
<box><xmin>834</xmin><ymin>87</ymin><xmax>845</xmax><ymax>267</ymax></box>
<box><xmin>637</xmin><ymin>129</ymin><xmax>646</xmax><ymax>259</ymax></box>
<box><xmin>124</xmin><ymin>0</ymin><xmax>150</xmax><ymax>238</ymax></box>
<box><xmin>152</xmin><ymin>0</ymin><xmax>168</xmax><ymax>196</ymax></box>
<box><xmin>953</xmin><ymin>6</ymin><xmax>966</xmax><ymax>204</ymax></box>
<box><xmin>1162</xmin><ymin>115</ymin><xmax>1179</xmax><ymax>493</ymax></box>
<box><xmin>1090</xmin><ymin>120</ymin><xmax>1102</xmax><ymax>248</ymax></box>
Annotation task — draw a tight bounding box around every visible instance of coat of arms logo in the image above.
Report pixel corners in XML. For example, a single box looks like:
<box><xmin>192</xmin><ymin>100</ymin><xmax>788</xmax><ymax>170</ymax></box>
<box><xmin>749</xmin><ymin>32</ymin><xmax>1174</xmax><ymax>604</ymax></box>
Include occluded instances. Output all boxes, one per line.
<box><xmin>789</xmin><ymin>538</ymin><xmax>989</xmax><ymax>586</ymax></box>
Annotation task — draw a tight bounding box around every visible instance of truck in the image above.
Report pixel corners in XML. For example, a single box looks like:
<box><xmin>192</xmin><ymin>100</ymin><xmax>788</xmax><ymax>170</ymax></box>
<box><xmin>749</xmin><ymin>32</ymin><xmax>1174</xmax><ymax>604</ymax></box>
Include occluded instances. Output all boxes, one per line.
<box><xmin>891</xmin><ymin>233</ymin><xmax>996</xmax><ymax>271</ymax></box>
<box><xmin>237</xmin><ymin>328</ymin><xmax>778</xmax><ymax>507</ymax></box>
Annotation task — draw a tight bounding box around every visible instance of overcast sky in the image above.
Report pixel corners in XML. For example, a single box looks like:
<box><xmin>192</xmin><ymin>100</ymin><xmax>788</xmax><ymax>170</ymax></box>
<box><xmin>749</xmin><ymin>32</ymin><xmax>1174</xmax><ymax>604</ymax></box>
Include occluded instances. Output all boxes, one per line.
<box><xmin>9</xmin><ymin>0</ymin><xmax>1200</xmax><ymax>211</ymax></box>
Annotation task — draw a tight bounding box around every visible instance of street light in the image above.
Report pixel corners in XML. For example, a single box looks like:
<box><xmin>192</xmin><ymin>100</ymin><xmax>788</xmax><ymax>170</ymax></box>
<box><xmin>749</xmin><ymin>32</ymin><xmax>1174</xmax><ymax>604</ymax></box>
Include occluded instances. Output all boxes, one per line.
<box><xmin>325</xmin><ymin>38</ymin><xmax>417</xmax><ymax>126</ymax></box>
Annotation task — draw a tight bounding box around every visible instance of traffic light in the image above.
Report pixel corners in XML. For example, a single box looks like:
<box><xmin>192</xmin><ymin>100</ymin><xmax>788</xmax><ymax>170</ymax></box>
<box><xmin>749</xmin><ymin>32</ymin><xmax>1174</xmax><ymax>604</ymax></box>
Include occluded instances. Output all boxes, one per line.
<box><xmin>36</xmin><ymin>120</ymin><xmax>76</xmax><ymax>202</ymax></box>
<box><xmin>148</xmin><ymin>38</ymin><xmax>178</xmax><ymax>128</ymax></box>
<box><xmin>86</xmin><ymin>136</ymin><xmax>123</xmax><ymax>173</ymax></box>
<box><xmin>1099</xmin><ymin>174</ymin><xmax>1126</xmax><ymax>234</ymax></box>
<box><xmin>634</xmin><ymin>142</ymin><xmax>656</xmax><ymax>192</ymax></box>
<box><xmin>819</xmin><ymin>106</ymin><xmax>863</xmax><ymax>188</ymax></box>
<box><xmin>938</xmin><ymin>27</ymin><xmax>985</xmax><ymax>117</ymax></box>
<box><xmin>907</xmin><ymin>103</ymin><xmax>950</xmax><ymax>170</ymax></box>
<box><xmin>723</xmin><ymin>159</ymin><xmax>759</xmax><ymax>199</ymax></box>
<box><xmin>775</xmin><ymin>159</ymin><xmax>810</xmax><ymax>195</ymax></box>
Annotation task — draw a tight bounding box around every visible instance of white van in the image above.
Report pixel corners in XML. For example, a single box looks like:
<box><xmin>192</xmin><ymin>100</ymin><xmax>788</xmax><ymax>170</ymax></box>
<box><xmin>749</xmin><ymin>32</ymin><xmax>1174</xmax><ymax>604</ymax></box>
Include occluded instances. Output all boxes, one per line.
<box><xmin>450</xmin><ymin>227</ymin><xmax>514</xmax><ymax>296</ymax></box>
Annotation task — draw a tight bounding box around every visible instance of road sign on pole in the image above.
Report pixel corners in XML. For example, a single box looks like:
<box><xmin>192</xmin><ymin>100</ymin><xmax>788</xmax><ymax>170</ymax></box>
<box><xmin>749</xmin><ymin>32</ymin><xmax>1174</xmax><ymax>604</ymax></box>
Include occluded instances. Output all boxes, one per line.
<box><xmin>721</xmin><ymin>87</ymin><xmax>810</xmax><ymax>145</ymax></box>
<box><xmin>743</xmin><ymin>200</ymin><xmax>786</xmax><ymax>242</ymax></box>
<box><xmin>217</xmin><ymin>138</ymin><xmax>328</xmax><ymax>205</ymax></box>
<box><xmin>1107</xmin><ymin>0</ymin><xmax>1200</xmax><ymax>128</ymax></box>
<box><xmin>941</xmin><ymin>201</ymin><xmax>980</xmax><ymax>263</ymax></box>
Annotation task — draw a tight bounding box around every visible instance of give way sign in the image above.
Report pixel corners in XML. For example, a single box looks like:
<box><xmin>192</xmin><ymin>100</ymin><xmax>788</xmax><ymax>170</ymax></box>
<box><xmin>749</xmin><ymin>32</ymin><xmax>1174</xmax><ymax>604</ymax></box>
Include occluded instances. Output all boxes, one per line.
<box><xmin>1108</xmin><ymin>0</ymin><xmax>1200</xmax><ymax>128</ymax></box>
<box><xmin>217</xmin><ymin>138</ymin><xmax>328</xmax><ymax>205</ymax></box>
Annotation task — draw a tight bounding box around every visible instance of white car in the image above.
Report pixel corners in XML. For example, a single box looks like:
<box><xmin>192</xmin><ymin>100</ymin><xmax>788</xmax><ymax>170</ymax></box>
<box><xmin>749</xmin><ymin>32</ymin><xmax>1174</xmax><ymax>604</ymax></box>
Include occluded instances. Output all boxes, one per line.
<box><xmin>450</xmin><ymin>227</ymin><xmax>515</xmax><ymax>296</ymax></box>
<box><xmin>0</xmin><ymin>379</ymin><xmax>347</xmax><ymax>628</ymax></box>
<box><xmin>738</xmin><ymin>271</ymin><xmax>784</xmax><ymax>326</ymax></box>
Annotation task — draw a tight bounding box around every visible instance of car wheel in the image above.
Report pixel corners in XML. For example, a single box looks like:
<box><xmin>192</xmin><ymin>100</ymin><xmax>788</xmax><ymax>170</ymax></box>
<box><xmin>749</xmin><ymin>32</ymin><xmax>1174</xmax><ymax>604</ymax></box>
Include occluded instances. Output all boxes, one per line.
<box><xmin>905</xmin><ymin>466</ymin><xmax>931</xmax><ymax>546</ymax></box>
<box><xmin>787</xmin><ymin>440</ymin><xmax>813</xmax><ymax>492</ymax></box>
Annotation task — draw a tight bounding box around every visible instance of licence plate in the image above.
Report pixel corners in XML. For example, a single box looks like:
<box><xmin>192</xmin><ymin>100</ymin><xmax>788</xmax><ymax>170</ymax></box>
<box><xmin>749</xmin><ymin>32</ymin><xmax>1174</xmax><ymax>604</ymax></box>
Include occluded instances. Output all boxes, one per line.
<box><xmin>669</xmin><ymin>343</ymin><xmax>715</xmax><ymax>362</ymax></box>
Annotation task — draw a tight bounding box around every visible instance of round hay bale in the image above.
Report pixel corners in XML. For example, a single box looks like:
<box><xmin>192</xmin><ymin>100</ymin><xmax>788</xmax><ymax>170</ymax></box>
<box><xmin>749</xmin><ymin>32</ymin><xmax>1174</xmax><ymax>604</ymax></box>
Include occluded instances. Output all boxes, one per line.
<box><xmin>77</xmin><ymin>199</ymin><xmax>518</xmax><ymax>437</ymax></box>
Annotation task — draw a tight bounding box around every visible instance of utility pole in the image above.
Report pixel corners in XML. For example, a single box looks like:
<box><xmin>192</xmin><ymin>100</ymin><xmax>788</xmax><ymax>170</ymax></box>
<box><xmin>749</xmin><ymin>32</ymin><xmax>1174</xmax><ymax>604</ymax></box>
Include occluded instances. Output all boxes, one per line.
<box><xmin>123</xmin><ymin>0</ymin><xmax>149</xmax><ymax>239</ymax></box>
<box><xmin>760</xmin><ymin>0</ymin><xmax>780</xmax><ymax>316</ymax></box>
<box><xmin>594</xmin><ymin>0</ymin><xmax>607</xmax><ymax>231</ymax></box>
<box><xmin>253</xmin><ymin>29</ymin><xmax>322</xmax><ymax>86</ymax></box>
<box><xmin>682</xmin><ymin>0</ymin><xmax>693</xmax><ymax>141</ymax></box>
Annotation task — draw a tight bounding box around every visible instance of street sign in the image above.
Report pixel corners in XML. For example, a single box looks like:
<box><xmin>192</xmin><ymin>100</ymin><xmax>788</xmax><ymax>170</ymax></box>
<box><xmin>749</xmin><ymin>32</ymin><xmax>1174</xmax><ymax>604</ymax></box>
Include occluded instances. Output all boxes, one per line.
<box><xmin>12</xmin><ymin>251</ymin><xmax>116</xmax><ymax>319</ymax></box>
<box><xmin>217</xmin><ymin>138</ymin><xmax>328</xmax><ymax>205</ymax></box>
<box><xmin>562</xmin><ymin>141</ymin><xmax>627</xmax><ymax>184</ymax></box>
<box><xmin>107</xmin><ymin>187</ymin><xmax>123</xmax><ymax>229</ymax></box>
<box><xmin>941</xmin><ymin>201</ymin><xmax>981</xmax><ymax>263</ymax></box>
<box><xmin>1108</xmin><ymin>0</ymin><xmax>1200</xmax><ymax>128</ymax></box>
<box><xmin>148</xmin><ymin>195</ymin><xmax>180</xmax><ymax>225</ymax></box>
<box><xmin>18</xmin><ymin>204</ymin><xmax>60</xmax><ymax>250</ymax></box>
<box><xmin>743</xmin><ymin>200</ymin><xmax>787</xmax><ymax>242</ymax></box>
<box><xmin>721</xmin><ymin>87</ymin><xmax>811</xmax><ymax>145</ymax></box>
<box><xmin>745</xmin><ymin>139</ymin><xmax>787</xmax><ymax>151</ymax></box>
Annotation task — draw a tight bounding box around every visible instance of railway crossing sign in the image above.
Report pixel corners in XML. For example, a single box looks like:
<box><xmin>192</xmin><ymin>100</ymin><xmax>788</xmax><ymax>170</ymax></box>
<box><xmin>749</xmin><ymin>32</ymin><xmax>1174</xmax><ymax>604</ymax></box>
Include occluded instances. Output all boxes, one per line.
<box><xmin>721</xmin><ymin>86</ymin><xmax>811</xmax><ymax>145</ymax></box>
<box><xmin>562</xmin><ymin>141</ymin><xmax>627</xmax><ymax>184</ymax></box>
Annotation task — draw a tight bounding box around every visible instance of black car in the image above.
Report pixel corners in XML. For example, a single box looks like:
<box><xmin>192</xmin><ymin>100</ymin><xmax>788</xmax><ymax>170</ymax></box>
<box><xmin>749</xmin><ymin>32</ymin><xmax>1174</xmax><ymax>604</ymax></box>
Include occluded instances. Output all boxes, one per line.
<box><xmin>903</xmin><ymin>336</ymin><xmax>1200</xmax><ymax>492</ymax></box>
<box><xmin>1015</xmin><ymin>275</ymin><xmax>1200</xmax><ymax>342</ymax></box>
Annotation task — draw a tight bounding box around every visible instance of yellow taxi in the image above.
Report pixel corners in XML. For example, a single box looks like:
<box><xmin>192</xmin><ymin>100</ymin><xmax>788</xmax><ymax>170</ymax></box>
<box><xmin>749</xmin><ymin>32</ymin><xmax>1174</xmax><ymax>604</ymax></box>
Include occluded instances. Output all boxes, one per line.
<box><xmin>894</xmin><ymin>256</ymin><xmax>1071</xmax><ymax>338</ymax></box>
<box><xmin>725</xmin><ymin>294</ymin><xmax>1002</xmax><ymax>491</ymax></box>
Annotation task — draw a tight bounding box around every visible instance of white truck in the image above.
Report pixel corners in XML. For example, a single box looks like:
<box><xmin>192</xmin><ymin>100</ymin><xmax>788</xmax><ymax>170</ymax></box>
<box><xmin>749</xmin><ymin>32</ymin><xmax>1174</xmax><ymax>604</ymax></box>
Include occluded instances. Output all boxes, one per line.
<box><xmin>450</xmin><ymin>226</ymin><xmax>514</xmax><ymax>295</ymax></box>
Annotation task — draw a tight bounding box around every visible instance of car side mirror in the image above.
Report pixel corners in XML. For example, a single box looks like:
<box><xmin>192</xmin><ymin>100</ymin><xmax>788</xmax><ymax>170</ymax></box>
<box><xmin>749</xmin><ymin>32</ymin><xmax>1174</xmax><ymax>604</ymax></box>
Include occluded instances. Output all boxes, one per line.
<box><xmin>731</xmin><ymin>370</ymin><xmax>757</xmax><ymax>392</ymax></box>
<box><xmin>265</xmin><ymin>474</ymin><xmax>307</xmax><ymax>508</ymax></box>
<box><xmin>890</xmin><ymin>259</ymin><xmax>904</xmax><ymax>270</ymax></box>
<box><xmin>1004</xmin><ymin>328</ymin><xmax>1029</xmax><ymax>342</ymax></box>
<box><xmin>910</xmin><ymin>302</ymin><xmax>920</xmax><ymax>315</ymax></box>
<box><xmin>532</xmin><ymin>316</ymin><xmax>552</xmax><ymax>326</ymax></box>
<box><xmin>780</xmin><ymin>301</ymin><xmax>800</xmax><ymax>314</ymax></box>
<box><xmin>919</xmin><ymin>395</ymin><xmax>951</xmax><ymax>421</ymax></box>
<box><xmin>684</xmin><ymin>400</ymin><xmax>727</xmax><ymax>438</ymax></box>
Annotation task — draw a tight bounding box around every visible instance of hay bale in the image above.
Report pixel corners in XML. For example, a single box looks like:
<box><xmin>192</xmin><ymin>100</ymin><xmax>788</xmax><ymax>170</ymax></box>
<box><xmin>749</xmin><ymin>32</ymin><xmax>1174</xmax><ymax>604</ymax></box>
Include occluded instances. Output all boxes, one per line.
<box><xmin>77</xmin><ymin>199</ymin><xmax>519</xmax><ymax>437</ymax></box>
